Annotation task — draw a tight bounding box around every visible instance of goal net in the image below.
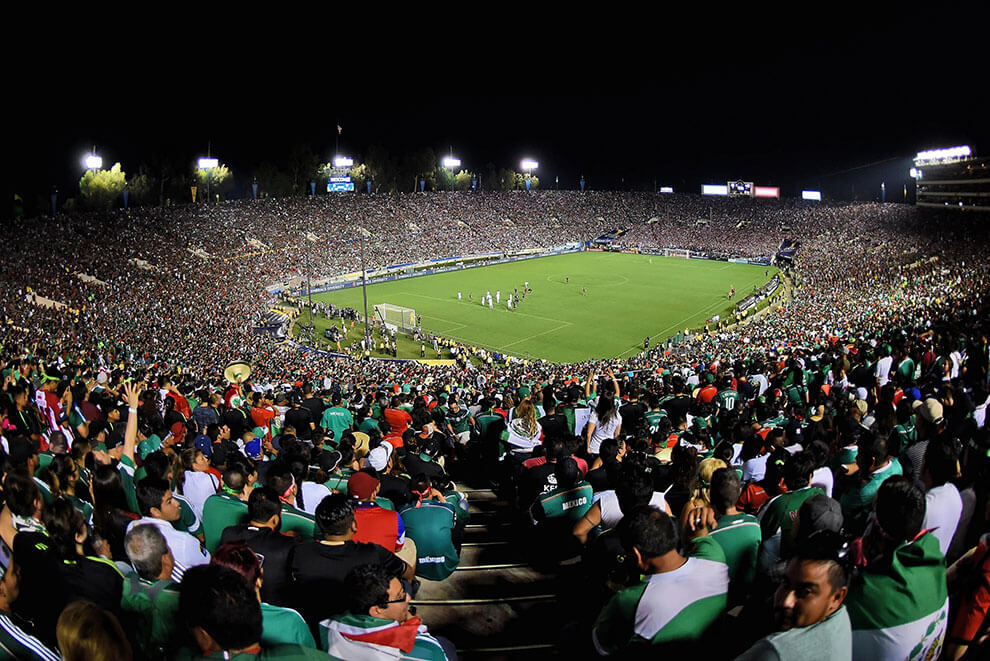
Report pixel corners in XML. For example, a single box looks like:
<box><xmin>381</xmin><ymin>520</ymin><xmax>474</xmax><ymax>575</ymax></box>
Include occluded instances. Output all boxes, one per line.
<box><xmin>374</xmin><ymin>303</ymin><xmax>417</xmax><ymax>333</ymax></box>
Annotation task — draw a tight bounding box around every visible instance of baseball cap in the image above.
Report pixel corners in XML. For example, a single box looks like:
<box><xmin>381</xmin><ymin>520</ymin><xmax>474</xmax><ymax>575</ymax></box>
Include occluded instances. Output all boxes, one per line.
<box><xmin>347</xmin><ymin>472</ymin><xmax>380</xmax><ymax>500</ymax></box>
<box><xmin>243</xmin><ymin>438</ymin><xmax>262</xmax><ymax>460</ymax></box>
<box><xmin>798</xmin><ymin>494</ymin><xmax>843</xmax><ymax>535</ymax></box>
<box><xmin>137</xmin><ymin>436</ymin><xmax>162</xmax><ymax>461</ymax></box>
<box><xmin>366</xmin><ymin>443</ymin><xmax>393</xmax><ymax>472</ymax></box>
<box><xmin>193</xmin><ymin>434</ymin><xmax>213</xmax><ymax>458</ymax></box>
<box><xmin>317</xmin><ymin>450</ymin><xmax>343</xmax><ymax>473</ymax></box>
<box><xmin>913</xmin><ymin>398</ymin><xmax>944</xmax><ymax>425</ymax></box>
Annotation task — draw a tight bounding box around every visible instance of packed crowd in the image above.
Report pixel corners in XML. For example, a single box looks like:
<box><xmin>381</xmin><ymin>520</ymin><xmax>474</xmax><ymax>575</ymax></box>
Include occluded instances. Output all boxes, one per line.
<box><xmin>0</xmin><ymin>192</ymin><xmax>987</xmax><ymax>658</ymax></box>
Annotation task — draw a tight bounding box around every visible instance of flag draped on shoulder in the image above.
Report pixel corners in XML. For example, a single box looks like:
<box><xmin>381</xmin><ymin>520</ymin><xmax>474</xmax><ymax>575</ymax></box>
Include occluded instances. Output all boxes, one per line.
<box><xmin>845</xmin><ymin>532</ymin><xmax>948</xmax><ymax>661</ymax></box>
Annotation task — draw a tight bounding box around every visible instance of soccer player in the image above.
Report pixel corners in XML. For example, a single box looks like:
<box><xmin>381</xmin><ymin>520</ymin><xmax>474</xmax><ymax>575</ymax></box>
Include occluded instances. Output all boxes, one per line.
<box><xmin>496</xmin><ymin>290</ymin><xmax>500</xmax><ymax>304</ymax></box>
<box><xmin>457</xmin><ymin>292</ymin><xmax>461</xmax><ymax>301</ymax></box>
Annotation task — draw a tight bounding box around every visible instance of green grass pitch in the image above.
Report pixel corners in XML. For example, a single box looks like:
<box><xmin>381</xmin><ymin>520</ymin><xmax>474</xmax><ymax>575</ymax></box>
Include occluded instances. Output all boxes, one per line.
<box><xmin>310</xmin><ymin>252</ymin><xmax>776</xmax><ymax>363</ymax></box>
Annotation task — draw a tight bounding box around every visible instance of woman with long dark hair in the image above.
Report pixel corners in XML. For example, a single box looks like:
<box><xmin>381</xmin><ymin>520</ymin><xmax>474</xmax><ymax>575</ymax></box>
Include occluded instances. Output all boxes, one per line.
<box><xmin>51</xmin><ymin>454</ymin><xmax>93</xmax><ymax>525</ymax></box>
<box><xmin>176</xmin><ymin>447</ymin><xmax>218</xmax><ymax>519</ymax></box>
<box><xmin>585</xmin><ymin>394</ymin><xmax>621</xmax><ymax>458</ymax></box>
<box><xmin>92</xmin><ymin>465</ymin><xmax>139</xmax><ymax>561</ymax></box>
<box><xmin>46</xmin><ymin>499</ymin><xmax>123</xmax><ymax>613</ymax></box>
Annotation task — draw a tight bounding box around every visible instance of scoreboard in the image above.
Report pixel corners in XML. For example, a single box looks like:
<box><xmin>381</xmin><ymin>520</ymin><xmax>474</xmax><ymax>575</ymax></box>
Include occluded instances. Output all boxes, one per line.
<box><xmin>728</xmin><ymin>181</ymin><xmax>753</xmax><ymax>197</ymax></box>
<box><xmin>327</xmin><ymin>176</ymin><xmax>354</xmax><ymax>193</ymax></box>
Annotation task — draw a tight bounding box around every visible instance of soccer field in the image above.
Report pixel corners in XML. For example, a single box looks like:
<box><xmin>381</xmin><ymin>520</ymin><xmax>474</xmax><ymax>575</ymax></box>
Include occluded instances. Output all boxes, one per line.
<box><xmin>311</xmin><ymin>252</ymin><xmax>776</xmax><ymax>363</ymax></box>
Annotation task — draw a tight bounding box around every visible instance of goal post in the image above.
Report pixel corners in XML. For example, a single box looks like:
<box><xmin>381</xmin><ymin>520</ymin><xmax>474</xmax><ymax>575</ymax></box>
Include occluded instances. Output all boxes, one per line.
<box><xmin>373</xmin><ymin>303</ymin><xmax>417</xmax><ymax>333</ymax></box>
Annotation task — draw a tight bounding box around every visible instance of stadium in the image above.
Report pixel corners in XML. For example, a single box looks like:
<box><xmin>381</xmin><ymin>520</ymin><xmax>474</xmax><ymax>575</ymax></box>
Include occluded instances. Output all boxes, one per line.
<box><xmin>2</xmin><ymin>16</ymin><xmax>989</xmax><ymax>660</ymax></box>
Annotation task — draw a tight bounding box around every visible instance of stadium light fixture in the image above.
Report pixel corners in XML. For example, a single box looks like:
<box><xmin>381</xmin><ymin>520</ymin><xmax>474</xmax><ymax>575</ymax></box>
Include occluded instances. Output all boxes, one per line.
<box><xmin>520</xmin><ymin>159</ymin><xmax>539</xmax><ymax>171</ymax></box>
<box><xmin>84</xmin><ymin>154</ymin><xmax>103</xmax><ymax>170</ymax></box>
<box><xmin>914</xmin><ymin>145</ymin><xmax>971</xmax><ymax>163</ymax></box>
<box><xmin>443</xmin><ymin>156</ymin><xmax>461</xmax><ymax>169</ymax></box>
<box><xmin>198</xmin><ymin>157</ymin><xmax>219</xmax><ymax>169</ymax></box>
<box><xmin>334</xmin><ymin>156</ymin><xmax>353</xmax><ymax>168</ymax></box>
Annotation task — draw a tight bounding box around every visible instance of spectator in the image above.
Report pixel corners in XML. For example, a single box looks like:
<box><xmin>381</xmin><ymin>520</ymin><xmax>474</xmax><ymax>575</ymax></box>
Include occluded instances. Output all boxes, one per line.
<box><xmin>178</xmin><ymin>564</ymin><xmax>323</xmax><ymax>659</ymax></box>
<box><xmin>177</xmin><ymin>447</ymin><xmax>219</xmax><ymax>521</ymax></box>
<box><xmin>348</xmin><ymin>471</ymin><xmax>408</xmax><ymax>555</ymax></box>
<box><xmin>845</xmin><ymin>476</ymin><xmax>948</xmax><ymax>659</ymax></box>
<box><xmin>219</xmin><ymin>486</ymin><xmax>298</xmax><ymax>608</ymax></box>
<box><xmin>707</xmin><ymin>467</ymin><xmax>760</xmax><ymax>599</ymax></box>
<box><xmin>735</xmin><ymin>530</ymin><xmax>852</xmax><ymax>661</ymax></box>
<box><xmin>921</xmin><ymin>439</ymin><xmax>963</xmax><ymax>556</ymax></box>
<box><xmin>400</xmin><ymin>474</ymin><xmax>463</xmax><ymax>581</ymax></box>
<box><xmin>320</xmin><ymin>563</ymin><xmax>454</xmax><ymax>659</ymax></box>
<box><xmin>128</xmin><ymin>478</ymin><xmax>210</xmax><ymax>582</ymax></box>
<box><xmin>0</xmin><ymin>555</ymin><xmax>60</xmax><ymax>660</ymax></box>
<box><xmin>290</xmin><ymin>494</ymin><xmax>411</xmax><ymax>629</ymax></box>
<box><xmin>591</xmin><ymin>505</ymin><xmax>728</xmax><ymax>655</ymax></box>
<box><xmin>201</xmin><ymin>463</ymin><xmax>252</xmax><ymax>553</ymax></box>
<box><xmin>211</xmin><ymin>541</ymin><xmax>315</xmax><ymax>650</ymax></box>
<box><xmin>840</xmin><ymin>435</ymin><xmax>902</xmax><ymax>535</ymax></box>
<box><xmin>56</xmin><ymin>600</ymin><xmax>133</xmax><ymax>661</ymax></box>
<box><xmin>121</xmin><ymin>524</ymin><xmax>182</xmax><ymax>659</ymax></box>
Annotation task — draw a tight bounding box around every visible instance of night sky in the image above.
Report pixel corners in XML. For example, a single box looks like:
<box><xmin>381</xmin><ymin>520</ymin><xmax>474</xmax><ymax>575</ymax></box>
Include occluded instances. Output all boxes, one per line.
<box><xmin>5</xmin><ymin>9</ymin><xmax>987</xmax><ymax>210</ymax></box>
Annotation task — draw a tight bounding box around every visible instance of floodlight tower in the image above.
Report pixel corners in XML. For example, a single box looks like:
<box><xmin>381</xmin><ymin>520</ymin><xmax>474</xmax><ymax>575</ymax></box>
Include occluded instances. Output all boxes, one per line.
<box><xmin>442</xmin><ymin>151</ymin><xmax>461</xmax><ymax>191</ymax></box>
<box><xmin>521</xmin><ymin>159</ymin><xmax>538</xmax><ymax>191</ymax></box>
<box><xmin>83</xmin><ymin>147</ymin><xmax>103</xmax><ymax>172</ymax></box>
<box><xmin>356</xmin><ymin>224</ymin><xmax>372</xmax><ymax>345</ymax></box>
<box><xmin>198</xmin><ymin>140</ymin><xmax>220</xmax><ymax>204</ymax></box>
<box><xmin>296</xmin><ymin>224</ymin><xmax>315</xmax><ymax>341</ymax></box>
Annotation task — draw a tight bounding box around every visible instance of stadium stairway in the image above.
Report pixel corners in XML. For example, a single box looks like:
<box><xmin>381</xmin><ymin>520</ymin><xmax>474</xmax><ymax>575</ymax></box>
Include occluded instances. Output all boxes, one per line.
<box><xmin>412</xmin><ymin>486</ymin><xmax>575</xmax><ymax>659</ymax></box>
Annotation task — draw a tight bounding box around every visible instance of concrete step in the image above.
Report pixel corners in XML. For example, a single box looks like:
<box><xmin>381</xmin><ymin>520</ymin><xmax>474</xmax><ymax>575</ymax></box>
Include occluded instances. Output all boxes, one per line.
<box><xmin>458</xmin><ymin>541</ymin><xmax>528</xmax><ymax>567</ymax></box>
<box><xmin>415</xmin><ymin>564</ymin><xmax>559</xmax><ymax>601</ymax></box>
<box><xmin>455</xmin><ymin>487</ymin><xmax>498</xmax><ymax>502</ymax></box>
<box><xmin>462</xmin><ymin>522</ymin><xmax>516</xmax><ymax>541</ymax></box>
<box><xmin>413</xmin><ymin>595</ymin><xmax>569</xmax><ymax>656</ymax></box>
<box><xmin>467</xmin><ymin>498</ymin><xmax>510</xmax><ymax>514</ymax></box>
<box><xmin>428</xmin><ymin>482</ymin><xmax>571</xmax><ymax>658</ymax></box>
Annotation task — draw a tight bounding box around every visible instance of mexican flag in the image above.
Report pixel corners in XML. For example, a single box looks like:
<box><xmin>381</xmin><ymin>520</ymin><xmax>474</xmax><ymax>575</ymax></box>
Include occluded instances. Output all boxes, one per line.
<box><xmin>845</xmin><ymin>532</ymin><xmax>948</xmax><ymax>661</ymax></box>
<box><xmin>319</xmin><ymin>613</ymin><xmax>448</xmax><ymax>660</ymax></box>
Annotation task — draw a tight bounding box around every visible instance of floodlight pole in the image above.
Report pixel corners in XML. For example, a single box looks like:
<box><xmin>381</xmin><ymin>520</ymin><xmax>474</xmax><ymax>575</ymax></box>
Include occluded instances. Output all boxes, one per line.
<box><xmin>306</xmin><ymin>237</ymin><xmax>314</xmax><ymax>327</ymax></box>
<box><xmin>298</xmin><ymin>225</ymin><xmax>315</xmax><ymax>340</ymax></box>
<box><xmin>206</xmin><ymin>141</ymin><xmax>211</xmax><ymax>204</ymax></box>
<box><xmin>360</xmin><ymin>222</ymin><xmax>370</xmax><ymax>346</ymax></box>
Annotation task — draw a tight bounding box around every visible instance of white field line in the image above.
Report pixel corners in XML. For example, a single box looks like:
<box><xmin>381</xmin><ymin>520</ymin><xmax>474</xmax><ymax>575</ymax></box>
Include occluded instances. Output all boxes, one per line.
<box><xmin>611</xmin><ymin>296</ymin><xmax>732</xmax><ymax>360</ymax></box>
<box><xmin>501</xmin><ymin>321</ymin><xmax>574</xmax><ymax>350</ymax></box>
